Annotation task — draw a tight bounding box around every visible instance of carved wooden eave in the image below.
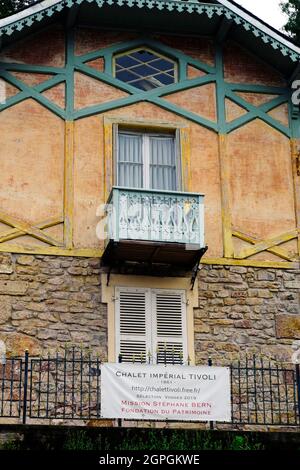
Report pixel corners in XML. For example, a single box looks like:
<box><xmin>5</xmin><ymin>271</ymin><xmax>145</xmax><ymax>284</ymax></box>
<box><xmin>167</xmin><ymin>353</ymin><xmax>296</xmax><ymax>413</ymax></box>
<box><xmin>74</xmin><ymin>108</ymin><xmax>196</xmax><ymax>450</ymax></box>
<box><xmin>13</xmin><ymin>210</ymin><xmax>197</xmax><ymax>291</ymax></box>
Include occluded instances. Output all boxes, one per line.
<box><xmin>0</xmin><ymin>0</ymin><xmax>299</xmax><ymax>74</ymax></box>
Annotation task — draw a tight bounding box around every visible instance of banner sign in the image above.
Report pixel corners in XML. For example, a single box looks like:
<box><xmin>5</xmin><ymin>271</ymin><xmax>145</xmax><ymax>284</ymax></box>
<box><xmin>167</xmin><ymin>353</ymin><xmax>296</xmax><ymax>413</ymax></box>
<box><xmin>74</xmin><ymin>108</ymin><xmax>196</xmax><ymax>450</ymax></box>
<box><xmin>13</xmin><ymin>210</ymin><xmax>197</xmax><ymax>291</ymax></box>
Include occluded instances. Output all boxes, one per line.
<box><xmin>101</xmin><ymin>363</ymin><xmax>231</xmax><ymax>422</ymax></box>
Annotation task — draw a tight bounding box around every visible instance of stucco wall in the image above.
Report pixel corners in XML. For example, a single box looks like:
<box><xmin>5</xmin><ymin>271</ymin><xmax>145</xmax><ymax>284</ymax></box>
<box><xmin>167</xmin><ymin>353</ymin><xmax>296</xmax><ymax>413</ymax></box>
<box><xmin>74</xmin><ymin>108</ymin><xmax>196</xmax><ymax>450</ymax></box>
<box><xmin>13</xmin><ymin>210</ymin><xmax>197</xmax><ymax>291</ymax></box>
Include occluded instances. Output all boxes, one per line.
<box><xmin>0</xmin><ymin>26</ymin><xmax>297</xmax><ymax>264</ymax></box>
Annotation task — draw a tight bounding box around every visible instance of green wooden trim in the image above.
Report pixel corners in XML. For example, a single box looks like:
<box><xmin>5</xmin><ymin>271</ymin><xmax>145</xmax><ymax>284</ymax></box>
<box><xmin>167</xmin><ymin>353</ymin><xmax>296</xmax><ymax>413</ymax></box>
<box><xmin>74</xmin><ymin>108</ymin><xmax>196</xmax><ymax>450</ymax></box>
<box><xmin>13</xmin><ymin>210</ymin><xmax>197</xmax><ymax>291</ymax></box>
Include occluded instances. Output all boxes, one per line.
<box><xmin>290</xmin><ymin>113</ymin><xmax>300</xmax><ymax>138</ymax></box>
<box><xmin>259</xmin><ymin>95</ymin><xmax>289</xmax><ymax>112</ymax></box>
<box><xmin>288</xmin><ymin>86</ymin><xmax>300</xmax><ymax>138</ymax></box>
<box><xmin>215</xmin><ymin>42</ymin><xmax>226</xmax><ymax>134</ymax></box>
<box><xmin>0</xmin><ymin>30</ymin><xmax>293</xmax><ymax>137</ymax></box>
<box><xmin>149</xmin><ymin>97</ymin><xmax>218</xmax><ymax>132</ymax></box>
<box><xmin>77</xmin><ymin>60</ymin><xmax>216</xmax><ymax>98</ymax></box>
<box><xmin>0</xmin><ymin>90</ymin><xmax>27</xmax><ymax>111</ymax></box>
<box><xmin>74</xmin><ymin>95</ymin><xmax>142</xmax><ymax>120</ymax></box>
<box><xmin>0</xmin><ymin>63</ymin><xmax>65</xmax><ymax>74</ymax></box>
<box><xmin>75</xmin><ymin>63</ymin><xmax>138</xmax><ymax>95</ymax></box>
<box><xmin>178</xmin><ymin>58</ymin><xmax>187</xmax><ymax>83</ymax></box>
<box><xmin>104</xmin><ymin>52</ymin><xmax>113</xmax><ymax>76</ymax></box>
<box><xmin>0</xmin><ymin>74</ymin><xmax>65</xmax><ymax>112</ymax></box>
<box><xmin>0</xmin><ymin>70</ymin><xmax>66</xmax><ymax>118</ymax></box>
<box><xmin>73</xmin><ymin>73</ymin><xmax>217</xmax><ymax>126</ymax></box>
<box><xmin>78</xmin><ymin>37</ymin><xmax>216</xmax><ymax>75</ymax></box>
<box><xmin>35</xmin><ymin>74</ymin><xmax>66</xmax><ymax>92</ymax></box>
<box><xmin>159</xmin><ymin>75</ymin><xmax>217</xmax><ymax>97</ymax></box>
<box><xmin>226</xmin><ymin>90</ymin><xmax>290</xmax><ymax>136</ymax></box>
<box><xmin>227</xmin><ymin>82</ymin><xmax>287</xmax><ymax>95</ymax></box>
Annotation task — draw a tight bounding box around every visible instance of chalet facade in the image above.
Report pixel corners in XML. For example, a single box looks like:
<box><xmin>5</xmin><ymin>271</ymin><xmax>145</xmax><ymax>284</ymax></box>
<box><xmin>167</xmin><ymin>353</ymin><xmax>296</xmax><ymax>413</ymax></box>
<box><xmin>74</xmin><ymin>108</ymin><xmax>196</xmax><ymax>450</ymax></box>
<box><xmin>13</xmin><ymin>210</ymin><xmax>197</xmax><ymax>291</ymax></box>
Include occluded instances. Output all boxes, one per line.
<box><xmin>0</xmin><ymin>0</ymin><xmax>299</xmax><ymax>373</ymax></box>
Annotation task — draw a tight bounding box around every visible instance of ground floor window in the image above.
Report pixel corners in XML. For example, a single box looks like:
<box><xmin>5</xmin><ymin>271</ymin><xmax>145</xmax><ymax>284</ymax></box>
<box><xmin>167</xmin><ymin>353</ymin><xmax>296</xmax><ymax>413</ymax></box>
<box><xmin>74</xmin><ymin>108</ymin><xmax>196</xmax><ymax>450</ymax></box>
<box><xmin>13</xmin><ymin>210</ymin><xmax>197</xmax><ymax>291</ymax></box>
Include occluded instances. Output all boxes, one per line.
<box><xmin>115</xmin><ymin>287</ymin><xmax>187</xmax><ymax>364</ymax></box>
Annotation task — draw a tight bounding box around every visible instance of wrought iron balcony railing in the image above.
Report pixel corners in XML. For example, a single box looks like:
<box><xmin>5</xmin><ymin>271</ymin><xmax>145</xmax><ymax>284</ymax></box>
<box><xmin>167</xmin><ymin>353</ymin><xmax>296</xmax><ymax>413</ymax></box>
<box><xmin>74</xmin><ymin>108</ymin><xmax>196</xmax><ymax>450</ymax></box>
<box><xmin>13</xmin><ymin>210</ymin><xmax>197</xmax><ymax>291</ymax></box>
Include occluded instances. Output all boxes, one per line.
<box><xmin>105</xmin><ymin>187</ymin><xmax>205</xmax><ymax>247</ymax></box>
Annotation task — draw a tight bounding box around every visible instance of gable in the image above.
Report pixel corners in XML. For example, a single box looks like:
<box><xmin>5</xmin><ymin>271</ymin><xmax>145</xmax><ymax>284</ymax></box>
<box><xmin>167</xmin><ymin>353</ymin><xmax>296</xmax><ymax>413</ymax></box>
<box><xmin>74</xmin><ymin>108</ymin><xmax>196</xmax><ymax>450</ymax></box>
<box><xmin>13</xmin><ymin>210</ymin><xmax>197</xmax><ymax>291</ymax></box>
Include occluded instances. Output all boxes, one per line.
<box><xmin>0</xmin><ymin>0</ymin><xmax>299</xmax><ymax>78</ymax></box>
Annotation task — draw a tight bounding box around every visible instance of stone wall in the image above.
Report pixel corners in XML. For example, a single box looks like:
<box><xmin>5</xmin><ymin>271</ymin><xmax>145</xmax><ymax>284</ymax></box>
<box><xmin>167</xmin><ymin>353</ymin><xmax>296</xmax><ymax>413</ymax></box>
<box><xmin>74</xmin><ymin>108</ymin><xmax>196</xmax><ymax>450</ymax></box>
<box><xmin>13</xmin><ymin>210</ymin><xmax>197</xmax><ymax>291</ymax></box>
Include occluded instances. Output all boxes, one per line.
<box><xmin>0</xmin><ymin>253</ymin><xmax>106</xmax><ymax>358</ymax></box>
<box><xmin>0</xmin><ymin>252</ymin><xmax>300</xmax><ymax>364</ymax></box>
<box><xmin>195</xmin><ymin>265</ymin><xmax>300</xmax><ymax>365</ymax></box>
<box><xmin>0</xmin><ymin>253</ymin><xmax>300</xmax><ymax>429</ymax></box>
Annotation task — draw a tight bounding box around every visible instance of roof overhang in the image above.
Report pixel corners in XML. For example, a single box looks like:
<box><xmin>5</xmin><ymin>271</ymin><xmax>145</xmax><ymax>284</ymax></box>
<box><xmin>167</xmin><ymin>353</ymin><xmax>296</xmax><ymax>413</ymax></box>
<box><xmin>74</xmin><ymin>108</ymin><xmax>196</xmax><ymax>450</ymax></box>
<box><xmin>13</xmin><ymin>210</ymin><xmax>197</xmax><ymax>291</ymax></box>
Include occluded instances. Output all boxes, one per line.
<box><xmin>0</xmin><ymin>0</ymin><xmax>299</xmax><ymax>77</ymax></box>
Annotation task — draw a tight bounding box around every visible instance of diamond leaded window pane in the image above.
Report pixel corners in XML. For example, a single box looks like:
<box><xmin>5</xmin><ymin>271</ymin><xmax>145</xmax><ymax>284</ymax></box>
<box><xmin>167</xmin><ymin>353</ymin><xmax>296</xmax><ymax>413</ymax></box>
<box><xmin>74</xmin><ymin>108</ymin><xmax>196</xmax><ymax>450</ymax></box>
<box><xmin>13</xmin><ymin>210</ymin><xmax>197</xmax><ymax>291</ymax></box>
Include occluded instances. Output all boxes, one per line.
<box><xmin>114</xmin><ymin>48</ymin><xmax>176</xmax><ymax>91</ymax></box>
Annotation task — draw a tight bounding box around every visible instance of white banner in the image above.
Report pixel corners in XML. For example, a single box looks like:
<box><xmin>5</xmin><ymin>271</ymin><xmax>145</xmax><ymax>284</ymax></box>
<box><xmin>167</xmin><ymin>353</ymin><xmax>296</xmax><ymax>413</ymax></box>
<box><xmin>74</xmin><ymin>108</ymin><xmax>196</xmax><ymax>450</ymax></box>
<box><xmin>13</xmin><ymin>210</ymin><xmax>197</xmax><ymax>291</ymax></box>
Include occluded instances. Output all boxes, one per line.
<box><xmin>101</xmin><ymin>363</ymin><xmax>231</xmax><ymax>422</ymax></box>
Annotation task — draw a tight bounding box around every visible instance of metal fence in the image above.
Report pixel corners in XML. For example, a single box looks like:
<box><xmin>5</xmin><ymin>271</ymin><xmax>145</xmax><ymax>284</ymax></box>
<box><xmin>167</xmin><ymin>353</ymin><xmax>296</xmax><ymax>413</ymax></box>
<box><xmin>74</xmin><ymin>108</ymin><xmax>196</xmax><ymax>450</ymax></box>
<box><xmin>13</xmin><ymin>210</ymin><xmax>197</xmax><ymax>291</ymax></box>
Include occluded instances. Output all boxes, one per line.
<box><xmin>0</xmin><ymin>349</ymin><xmax>299</xmax><ymax>427</ymax></box>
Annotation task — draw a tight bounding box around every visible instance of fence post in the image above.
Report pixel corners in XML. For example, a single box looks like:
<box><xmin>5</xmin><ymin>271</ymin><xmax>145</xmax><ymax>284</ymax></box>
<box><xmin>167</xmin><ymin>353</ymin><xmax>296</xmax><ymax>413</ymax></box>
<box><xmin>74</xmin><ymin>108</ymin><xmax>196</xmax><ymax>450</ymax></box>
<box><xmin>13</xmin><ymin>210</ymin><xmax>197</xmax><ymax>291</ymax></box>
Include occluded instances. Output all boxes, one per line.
<box><xmin>22</xmin><ymin>350</ymin><xmax>29</xmax><ymax>425</ymax></box>
<box><xmin>208</xmin><ymin>357</ymin><xmax>214</xmax><ymax>430</ymax></box>
<box><xmin>296</xmin><ymin>363</ymin><xmax>300</xmax><ymax>425</ymax></box>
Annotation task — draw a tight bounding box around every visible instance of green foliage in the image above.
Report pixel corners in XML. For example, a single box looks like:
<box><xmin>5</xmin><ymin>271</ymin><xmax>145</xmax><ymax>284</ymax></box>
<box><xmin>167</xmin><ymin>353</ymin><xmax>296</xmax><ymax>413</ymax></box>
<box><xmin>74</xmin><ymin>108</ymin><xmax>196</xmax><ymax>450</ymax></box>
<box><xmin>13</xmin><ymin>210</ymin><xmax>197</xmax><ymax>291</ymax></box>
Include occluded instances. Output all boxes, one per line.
<box><xmin>280</xmin><ymin>0</ymin><xmax>300</xmax><ymax>43</ymax></box>
<box><xmin>3</xmin><ymin>428</ymin><xmax>300</xmax><ymax>451</ymax></box>
<box><xmin>0</xmin><ymin>438</ymin><xmax>22</xmax><ymax>450</ymax></box>
<box><xmin>230</xmin><ymin>435</ymin><xmax>264</xmax><ymax>451</ymax></box>
<box><xmin>63</xmin><ymin>430</ymin><xmax>95</xmax><ymax>451</ymax></box>
<box><xmin>62</xmin><ymin>429</ymin><xmax>265</xmax><ymax>451</ymax></box>
<box><xmin>0</xmin><ymin>0</ymin><xmax>36</xmax><ymax>20</ymax></box>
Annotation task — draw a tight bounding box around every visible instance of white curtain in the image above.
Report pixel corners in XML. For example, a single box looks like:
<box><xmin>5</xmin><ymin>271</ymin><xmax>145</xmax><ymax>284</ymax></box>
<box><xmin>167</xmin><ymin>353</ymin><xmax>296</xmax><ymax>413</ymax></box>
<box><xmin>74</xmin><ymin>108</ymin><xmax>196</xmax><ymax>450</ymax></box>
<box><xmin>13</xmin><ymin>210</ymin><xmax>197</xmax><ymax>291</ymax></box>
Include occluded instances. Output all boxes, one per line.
<box><xmin>117</xmin><ymin>132</ymin><xmax>177</xmax><ymax>190</ymax></box>
<box><xmin>118</xmin><ymin>132</ymin><xmax>143</xmax><ymax>188</ymax></box>
<box><xmin>150</xmin><ymin>136</ymin><xmax>176</xmax><ymax>191</ymax></box>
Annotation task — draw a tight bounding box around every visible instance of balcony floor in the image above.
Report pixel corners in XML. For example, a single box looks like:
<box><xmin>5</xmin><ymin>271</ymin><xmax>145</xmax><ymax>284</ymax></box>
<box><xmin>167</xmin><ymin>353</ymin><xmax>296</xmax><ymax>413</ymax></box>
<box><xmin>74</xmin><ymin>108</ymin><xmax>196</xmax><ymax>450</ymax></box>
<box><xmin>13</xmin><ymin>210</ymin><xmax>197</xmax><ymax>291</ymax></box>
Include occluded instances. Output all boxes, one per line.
<box><xmin>101</xmin><ymin>239</ymin><xmax>206</xmax><ymax>270</ymax></box>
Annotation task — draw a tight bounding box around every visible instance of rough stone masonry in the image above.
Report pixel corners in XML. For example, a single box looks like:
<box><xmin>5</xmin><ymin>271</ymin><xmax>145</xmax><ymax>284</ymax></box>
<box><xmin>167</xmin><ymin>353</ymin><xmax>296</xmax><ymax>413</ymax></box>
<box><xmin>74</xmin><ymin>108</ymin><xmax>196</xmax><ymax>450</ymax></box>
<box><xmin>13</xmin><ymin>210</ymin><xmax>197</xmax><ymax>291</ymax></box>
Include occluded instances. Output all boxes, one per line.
<box><xmin>0</xmin><ymin>253</ymin><xmax>299</xmax><ymax>364</ymax></box>
<box><xmin>195</xmin><ymin>265</ymin><xmax>300</xmax><ymax>365</ymax></box>
<box><xmin>0</xmin><ymin>253</ymin><xmax>107</xmax><ymax>358</ymax></box>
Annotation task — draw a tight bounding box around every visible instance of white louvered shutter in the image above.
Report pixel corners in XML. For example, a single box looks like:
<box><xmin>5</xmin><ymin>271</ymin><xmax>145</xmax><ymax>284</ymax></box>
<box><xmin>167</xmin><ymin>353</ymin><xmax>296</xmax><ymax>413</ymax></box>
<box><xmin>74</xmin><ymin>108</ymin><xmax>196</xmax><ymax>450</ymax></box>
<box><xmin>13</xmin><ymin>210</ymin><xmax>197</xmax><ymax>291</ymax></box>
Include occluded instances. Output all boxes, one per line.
<box><xmin>115</xmin><ymin>287</ymin><xmax>151</xmax><ymax>363</ymax></box>
<box><xmin>152</xmin><ymin>290</ymin><xmax>187</xmax><ymax>364</ymax></box>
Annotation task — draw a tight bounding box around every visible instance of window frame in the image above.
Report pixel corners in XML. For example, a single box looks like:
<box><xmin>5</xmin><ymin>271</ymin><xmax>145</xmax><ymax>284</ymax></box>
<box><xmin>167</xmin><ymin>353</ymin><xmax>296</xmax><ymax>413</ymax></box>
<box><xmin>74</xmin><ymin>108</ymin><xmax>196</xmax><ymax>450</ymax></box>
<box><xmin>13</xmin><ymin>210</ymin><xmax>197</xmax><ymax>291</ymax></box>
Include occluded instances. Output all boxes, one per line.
<box><xmin>103</xmin><ymin>116</ymin><xmax>192</xmax><ymax>201</ymax></box>
<box><xmin>101</xmin><ymin>273</ymin><xmax>198</xmax><ymax>365</ymax></box>
<box><xmin>113</xmin><ymin>46</ymin><xmax>178</xmax><ymax>91</ymax></box>
<box><xmin>116</xmin><ymin>127</ymin><xmax>182</xmax><ymax>191</ymax></box>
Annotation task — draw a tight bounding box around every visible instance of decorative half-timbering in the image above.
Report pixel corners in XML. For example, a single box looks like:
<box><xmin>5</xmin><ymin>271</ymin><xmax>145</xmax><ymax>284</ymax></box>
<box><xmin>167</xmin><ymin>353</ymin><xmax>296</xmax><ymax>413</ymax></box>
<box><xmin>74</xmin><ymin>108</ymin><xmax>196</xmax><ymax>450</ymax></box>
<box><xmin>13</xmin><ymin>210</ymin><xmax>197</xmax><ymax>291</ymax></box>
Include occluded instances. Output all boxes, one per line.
<box><xmin>0</xmin><ymin>0</ymin><xmax>299</xmax><ymax>427</ymax></box>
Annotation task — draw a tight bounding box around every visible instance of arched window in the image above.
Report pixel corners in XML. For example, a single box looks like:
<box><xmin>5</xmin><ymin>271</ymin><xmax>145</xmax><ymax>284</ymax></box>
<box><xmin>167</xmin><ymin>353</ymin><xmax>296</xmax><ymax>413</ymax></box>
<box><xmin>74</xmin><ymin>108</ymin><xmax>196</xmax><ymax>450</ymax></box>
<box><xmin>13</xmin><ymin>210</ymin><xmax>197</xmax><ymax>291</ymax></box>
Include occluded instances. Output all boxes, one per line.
<box><xmin>114</xmin><ymin>47</ymin><xmax>177</xmax><ymax>91</ymax></box>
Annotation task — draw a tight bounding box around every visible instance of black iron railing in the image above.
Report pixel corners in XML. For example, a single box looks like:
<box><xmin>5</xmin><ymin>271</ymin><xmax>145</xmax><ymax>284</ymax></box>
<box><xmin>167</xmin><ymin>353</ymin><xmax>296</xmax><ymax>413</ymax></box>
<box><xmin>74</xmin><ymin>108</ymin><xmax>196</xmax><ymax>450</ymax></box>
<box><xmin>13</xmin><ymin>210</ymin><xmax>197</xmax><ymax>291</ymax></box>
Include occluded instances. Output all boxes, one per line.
<box><xmin>230</xmin><ymin>357</ymin><xmax>299</xmax><ymax>426</ymax></box>
<box><xmin>0</xmin><ymin>356</ymin><xmax>22</xmax><ymax>419</ymax></box>
<box><xmin>0</xmin><ymin>349</ymin><xmax>299</xmax><ymax>427</ymax></box>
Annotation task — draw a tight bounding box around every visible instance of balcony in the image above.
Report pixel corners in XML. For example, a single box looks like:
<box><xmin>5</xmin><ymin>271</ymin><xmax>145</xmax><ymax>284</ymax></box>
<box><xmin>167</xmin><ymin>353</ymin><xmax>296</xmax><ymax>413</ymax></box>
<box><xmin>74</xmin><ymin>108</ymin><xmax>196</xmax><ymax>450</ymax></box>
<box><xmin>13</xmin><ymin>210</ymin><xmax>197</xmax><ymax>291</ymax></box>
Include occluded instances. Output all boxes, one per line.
<box><xmin>102</xmin><ymin>187</ymin><xmax>206</xmax><ymax>270</ymax></box>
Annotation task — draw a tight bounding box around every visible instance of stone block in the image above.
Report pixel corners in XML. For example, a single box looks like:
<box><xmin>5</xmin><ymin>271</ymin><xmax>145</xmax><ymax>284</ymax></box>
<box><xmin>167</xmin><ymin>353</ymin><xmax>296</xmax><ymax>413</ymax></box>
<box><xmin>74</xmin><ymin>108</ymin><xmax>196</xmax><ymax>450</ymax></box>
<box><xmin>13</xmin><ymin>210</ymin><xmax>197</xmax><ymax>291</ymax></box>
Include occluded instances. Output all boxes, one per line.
<box><xmin>229</xmin><ymin>267</ymin><xmax>248</xmax><ymax>274</ymax></box>
<box><xmin>48</xmin><ymin>277</ymin><xmax>65</xmax><ymax>286</ymax></box>
<box><xmin>1</xmin><ymin>333</ymin><xmax>41</xmax><ymax>355</ymax></box>
<box><xmin>257</xmin><ymin>270</ymin><xmax>276</xmax><ymax>281</ymax></box>
<box><xmin>0</xmin><ymin>280</ymin><xmax>28</xmax><ymax>295</ymax></box>
<box><xmin>194</xmin><ymin>319</ymin><xmax>210</xmax><ymax>334</ymax></box>
<box><xmin>234</xmin><ymin>320</ymin><xmax>252</xmax><ymax>329</ymax></box>
<box><xmin>16</xmin><ymin>255</ymin><xmax>35</xmax><ymax>266</ymax></box>
<box><xmin>0</xmin><ymin>254</ymin><xmax>13</xmax><ymax>274</ymax></box>
<box><xmin>11</xmin><ymin>310</ymin><xmax>35</xmax><ymax>320</ymax></box>
<box><xmin>284</xmin><ymin>281</ymin><xmax>300</xmax><ymax>289</ymax></box>
<box><xmin>0</xmin><ymin>296</ymin><xmax>11</xmax><ymax>324</ymax></box>
<box><xmin>276</xmin><ymin>315</ymin><xmax>300</xmax><ymax>339</ymax></box>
